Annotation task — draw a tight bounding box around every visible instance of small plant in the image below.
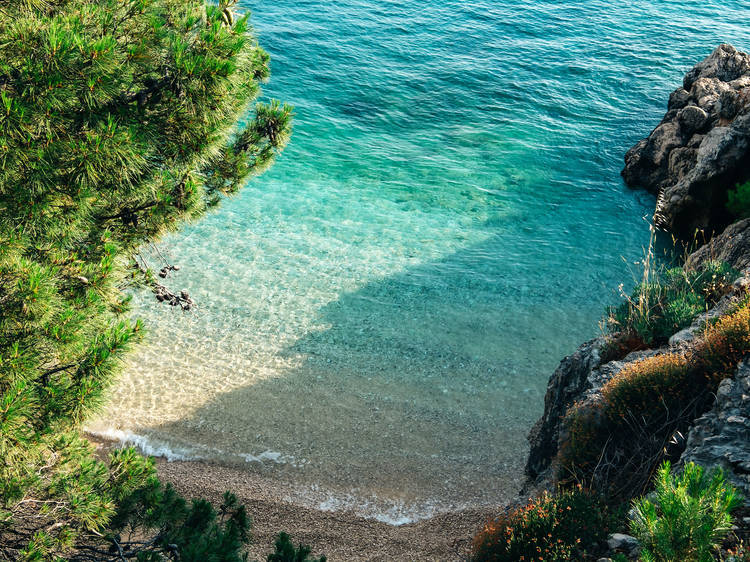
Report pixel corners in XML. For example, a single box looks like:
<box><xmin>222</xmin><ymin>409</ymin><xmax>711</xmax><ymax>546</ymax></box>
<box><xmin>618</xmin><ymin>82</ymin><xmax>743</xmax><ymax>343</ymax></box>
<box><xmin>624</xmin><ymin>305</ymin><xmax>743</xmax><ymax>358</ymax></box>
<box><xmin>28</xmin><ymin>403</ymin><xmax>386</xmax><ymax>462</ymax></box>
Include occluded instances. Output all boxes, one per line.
<box><xmin>727</xmin><ymin>181</ymin><xmax>750</xmax><ymax>219</ymax></box>
<box><xmin>725</xmin><ymin>540</ymin><xmax>750</xmax><ymax>561</ymax></box>
<box><xmin>607</xmin><ymin>261</ymin><xmax>738</xmax><ymax>347</ymax></box>
<box><xmin>267</xmin><ymin>532</ymin><xmax>327</xmax><ymax>562</ymax></box>
<box><xmin>696</xmin><ymin>298</ymin><xmax>750</xmax><ymax>380</ymax></box>
<box><xmin>630</xmin><ymin>461</ymin><xmax>742</xmax><ymax>562</ymax></box>
<box><xmin>471</xmin><ymin>486</ymin><xmax>612</xmax><ymax>561</ymax></box>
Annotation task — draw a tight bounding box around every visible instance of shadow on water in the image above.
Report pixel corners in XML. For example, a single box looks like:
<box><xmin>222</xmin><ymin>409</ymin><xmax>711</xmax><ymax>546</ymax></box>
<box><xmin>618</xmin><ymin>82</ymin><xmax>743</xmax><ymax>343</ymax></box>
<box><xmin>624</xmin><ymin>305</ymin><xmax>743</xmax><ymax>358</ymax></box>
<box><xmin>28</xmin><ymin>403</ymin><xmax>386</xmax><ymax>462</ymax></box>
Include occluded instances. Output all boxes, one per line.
<box><xmin>141</xmin><ymin>202</ymin><xmax>655</xmax><ymax>512</ymax></box>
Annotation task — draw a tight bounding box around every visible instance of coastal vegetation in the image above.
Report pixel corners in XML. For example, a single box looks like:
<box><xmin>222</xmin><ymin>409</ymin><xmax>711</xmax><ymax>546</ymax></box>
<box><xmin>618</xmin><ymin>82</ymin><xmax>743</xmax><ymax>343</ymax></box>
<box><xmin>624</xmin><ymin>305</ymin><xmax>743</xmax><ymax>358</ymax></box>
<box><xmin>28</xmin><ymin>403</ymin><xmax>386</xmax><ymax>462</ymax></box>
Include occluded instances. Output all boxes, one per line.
<box><xmin>727</xmin><ymin>182</ymin><xmax>750</xmax><ymax>220</ymax></box>
<box><xmin>477</xmin><ymin>253</ymin><xmax>750</xmax><ymax>560</ymax></box>
<box><xmin>0</xmin><ymin>0</ymin><xmax>312</xmax><ymax>558</ymax></box>
<box><xmin>472</xmin><ymin>461</ymin><xmax>743</xmax><ymax>562</ymax></box>
<box><xmin>630</xmin><ymin>462</ymin><xmax>741</xmax><ymax>562</ymax></box>
<box><xmin>606</xmin><ymin>260</ymin><xmax>738</xmax><ymax>348</ymax></box>
<box><xmin>471</xmin><ymin>485</ymin><xmax>614</xmax><ymax>561</ymax></box>
<box><xmin>561</xmin><ymin>293</ymin><xmax>750</xmax><ymax>499</ymax></box>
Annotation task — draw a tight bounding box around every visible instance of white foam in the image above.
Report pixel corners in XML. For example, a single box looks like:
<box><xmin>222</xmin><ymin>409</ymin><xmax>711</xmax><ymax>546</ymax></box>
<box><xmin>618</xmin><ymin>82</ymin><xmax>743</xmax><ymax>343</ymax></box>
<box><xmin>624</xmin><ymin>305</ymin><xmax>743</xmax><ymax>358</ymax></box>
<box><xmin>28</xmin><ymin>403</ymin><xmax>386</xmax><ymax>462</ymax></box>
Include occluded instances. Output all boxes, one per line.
<box><xmin>311</xmin><ymin>490</ymin><xmax>438</xmax><ymax>526</ymax></box>
<box><xmin>242</xmin><ymin>450</ymin><xmax>288</xmax><ymax>464</ymax></box>
<box><xmin>89</xmin><ymin>428</ymin><xmax>455</xmax><ymax>526</ymax></box>
<box><xmin>89</xmin><ymin>428</ymin><xmax>195</xmax><ymax>461</ymax></box>
<box><xmin>88</xmin><ymin>428</ymin><xmax>296</xmax><ymax>468</ymax></box>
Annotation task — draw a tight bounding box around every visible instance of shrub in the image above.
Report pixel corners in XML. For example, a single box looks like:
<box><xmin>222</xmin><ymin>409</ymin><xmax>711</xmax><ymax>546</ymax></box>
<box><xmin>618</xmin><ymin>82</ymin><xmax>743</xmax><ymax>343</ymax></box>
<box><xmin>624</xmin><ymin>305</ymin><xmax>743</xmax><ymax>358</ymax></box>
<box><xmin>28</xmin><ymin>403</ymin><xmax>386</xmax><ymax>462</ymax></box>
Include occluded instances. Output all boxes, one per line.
<box><xmin>607</xmin><ymin>261</ymin><xmax>738</xmax><ymax>347</ymax></box>
<box><xmin>695</xmin><ymin>298</ymin><xmax>750</xmax><ymax>380</ymax></box>
<box><xmin>471</xmin><ymin>486</ymin><xmax>612</xmax><ymax>561</ymax></box>
<box><xmin>559</xmin><ymin>299</ymin><xmax>750</xmax><ymax>501</ymax></box>
<box><xmin>559</xmin><ymin>353</ymin><xmax>704</xmax><ymax>500</ymax></box>
<box><xmin>267</xmin><ymin>532</ymin><xmax>327</xmax><ymax>562</ymax></box>
<box><xmin>630</xmin><ymin>461</ymin><xmax>742</xmax><ymax>562</ymax></box>
<box><xmin>727</xmin><ymin>181</ymin><xmax>750</xmax><ymax>219</ymax></box>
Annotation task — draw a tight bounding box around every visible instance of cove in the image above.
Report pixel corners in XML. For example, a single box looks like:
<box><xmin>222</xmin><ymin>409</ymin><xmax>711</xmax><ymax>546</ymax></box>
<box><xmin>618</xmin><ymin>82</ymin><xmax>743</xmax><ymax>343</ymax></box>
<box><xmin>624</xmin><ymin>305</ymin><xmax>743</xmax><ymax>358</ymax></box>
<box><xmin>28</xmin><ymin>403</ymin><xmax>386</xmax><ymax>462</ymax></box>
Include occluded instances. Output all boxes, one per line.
<box><xmin>89</xmin><ymin>0</ymin><xmax>750</xmax><ymax>523</ymax></box>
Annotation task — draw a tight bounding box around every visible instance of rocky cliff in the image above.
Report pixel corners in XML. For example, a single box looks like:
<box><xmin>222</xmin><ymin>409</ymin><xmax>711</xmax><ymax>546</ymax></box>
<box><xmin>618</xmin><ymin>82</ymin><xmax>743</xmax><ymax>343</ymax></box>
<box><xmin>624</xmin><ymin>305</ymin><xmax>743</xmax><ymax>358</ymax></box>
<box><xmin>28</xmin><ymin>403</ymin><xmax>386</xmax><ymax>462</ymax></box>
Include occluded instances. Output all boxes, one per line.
<box><xmin>622</xmin><ymin>44</ymin><xmax>750</xmax><ymax>238</ymax></box>
<box><xmin>525</xmin><ymin>277</ymin><xmax>748</xmax><ymax>492</ymax></box>
<box><xmin>526</xmin><ymin>44</ymin><xmax>750</xmax><ymax>502</ymax></box>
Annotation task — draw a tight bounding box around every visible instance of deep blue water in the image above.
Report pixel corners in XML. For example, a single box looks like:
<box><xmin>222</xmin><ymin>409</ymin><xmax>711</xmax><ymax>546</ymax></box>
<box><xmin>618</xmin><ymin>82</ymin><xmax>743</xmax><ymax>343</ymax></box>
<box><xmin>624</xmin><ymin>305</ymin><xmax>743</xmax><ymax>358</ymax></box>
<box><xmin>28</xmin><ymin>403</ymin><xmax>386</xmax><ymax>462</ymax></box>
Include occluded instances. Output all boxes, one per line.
<box><xmin>92</xmin><ymin>1</ymin><xmax>750</xmax><ymax>523</ymax></box>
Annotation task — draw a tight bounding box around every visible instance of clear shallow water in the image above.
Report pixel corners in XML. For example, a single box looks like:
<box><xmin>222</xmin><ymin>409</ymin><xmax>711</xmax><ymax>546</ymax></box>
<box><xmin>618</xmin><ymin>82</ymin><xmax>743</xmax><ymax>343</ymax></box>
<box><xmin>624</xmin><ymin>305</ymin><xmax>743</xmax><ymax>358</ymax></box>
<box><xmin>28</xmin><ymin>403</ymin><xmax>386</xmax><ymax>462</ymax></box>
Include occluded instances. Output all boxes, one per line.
<box><xmin>90</xmin><ymin>1</ymin><xmax>750</xmax><ymax>523</ymax></box>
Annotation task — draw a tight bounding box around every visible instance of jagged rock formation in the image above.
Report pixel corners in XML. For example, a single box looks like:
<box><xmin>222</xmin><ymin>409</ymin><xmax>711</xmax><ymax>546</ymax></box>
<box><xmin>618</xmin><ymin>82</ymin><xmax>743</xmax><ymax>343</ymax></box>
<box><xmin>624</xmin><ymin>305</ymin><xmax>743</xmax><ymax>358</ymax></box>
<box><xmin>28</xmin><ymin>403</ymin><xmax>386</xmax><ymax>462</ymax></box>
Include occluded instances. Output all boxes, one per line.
<box><xmin>687</xmin><ymin>217</ymin><xmax>750</xmax><ymax>272</ymax></box>
<box><xmin>525</xmin><ymin>272</ymin><xmax>749</xmax><ymax>490</ymax></box>
<box><xmin>525</xmin><ymin>340</ymin><xmax>668</xmax><ymax>486</ymax></box>
<box><xmin>679</xmin><ymin>360</ymin><xmax>750</xmax><ymax>504</ymax></box>
<box><xmin>526</xmin><ymin>43</ymin><xmax>750</xmax><ymax>501</ymax></box>
<box><xmin>525</xmin><ymin>339</ymin><xmax>604</xmax><ymax>483</ymax></box>
<box><xmin>622</xmin><ymin>44</ymin><xmax>750</xmax><ymax>238</ymax></box>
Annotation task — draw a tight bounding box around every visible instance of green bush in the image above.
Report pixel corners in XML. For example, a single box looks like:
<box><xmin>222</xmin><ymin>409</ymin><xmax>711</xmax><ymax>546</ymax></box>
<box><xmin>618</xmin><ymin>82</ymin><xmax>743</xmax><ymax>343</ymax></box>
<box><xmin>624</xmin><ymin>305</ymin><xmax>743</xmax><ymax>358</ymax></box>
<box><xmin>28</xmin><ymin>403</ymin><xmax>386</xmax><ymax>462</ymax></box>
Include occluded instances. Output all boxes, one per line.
<box><xmin>727</xmin><ymin>181</ymin><xmax>750</xmax><ymax>219</ymax></box>
<box><xmin>560</xmin><ymin>299</ymin><xmax>750</xmax><ymax>501</ymax></box>
<box><xmin>607</xmin><ymin>261</ymin><xmax>738</xmax><ymax>347</ymax></box>
<box><xmin>471</xmin><ymin>486</ymin><xmax>613</xmax><ymax>561</ymax></box>
<box><xmin>630</xmin><ymin>461</ymin><xmax>742</xmax><ymax>562</ymax></box>
<box><xmin>267</xmin><ymin>532</ymin><xmax>327</xmax><ymax>562</ymax></box>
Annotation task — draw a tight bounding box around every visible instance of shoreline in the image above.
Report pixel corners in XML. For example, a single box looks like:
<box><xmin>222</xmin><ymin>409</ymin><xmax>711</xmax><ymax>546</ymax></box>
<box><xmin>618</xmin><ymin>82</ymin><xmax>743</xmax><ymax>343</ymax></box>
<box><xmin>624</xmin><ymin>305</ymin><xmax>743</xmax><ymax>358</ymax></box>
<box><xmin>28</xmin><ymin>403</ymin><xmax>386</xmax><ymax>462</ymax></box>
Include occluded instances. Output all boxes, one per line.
<box><xmin>88</xmin><ymin>435</ymin><xmax>502</xmax><ymax>560</ymax></box>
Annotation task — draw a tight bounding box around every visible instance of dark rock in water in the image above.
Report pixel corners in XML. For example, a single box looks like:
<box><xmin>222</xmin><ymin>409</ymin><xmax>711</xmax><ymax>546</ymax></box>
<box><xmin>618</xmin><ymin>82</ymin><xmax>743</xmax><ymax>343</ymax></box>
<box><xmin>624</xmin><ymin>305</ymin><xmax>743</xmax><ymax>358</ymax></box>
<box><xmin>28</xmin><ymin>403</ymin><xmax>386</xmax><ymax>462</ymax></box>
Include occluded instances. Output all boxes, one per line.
<box><xmin>622</xmin><ymin>44</ymin><xmax>750</xmax><ymax>238</ymax></box>
<box><xmin>677</xmin><ymin>105</ymin><xmax>709</xmax><ymax>135</ymax></box>
<box><xmin>679</xmin><ymin>360</ymin><xmax>750</xmax><ymax>505</ymax></box>
<box><xmin>686</xmin><ymin>218</ymin><xmax>750</xmax><ymax>272</ymax></box>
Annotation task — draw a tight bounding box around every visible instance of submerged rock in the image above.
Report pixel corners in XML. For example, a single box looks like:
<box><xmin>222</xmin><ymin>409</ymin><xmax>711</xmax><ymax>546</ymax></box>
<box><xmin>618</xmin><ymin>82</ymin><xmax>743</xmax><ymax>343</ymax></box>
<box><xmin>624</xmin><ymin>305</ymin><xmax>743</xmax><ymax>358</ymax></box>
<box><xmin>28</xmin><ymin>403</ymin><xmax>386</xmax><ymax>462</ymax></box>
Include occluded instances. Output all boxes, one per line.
<box><xmin>679</xmin><ymin>360</ymin><xmax>750</xmax><ymax>505</ymax></box>
<box><xmin>622</xmin><ymin>44</ymin><xmax>750</xmax><ymax>238</ymax></box>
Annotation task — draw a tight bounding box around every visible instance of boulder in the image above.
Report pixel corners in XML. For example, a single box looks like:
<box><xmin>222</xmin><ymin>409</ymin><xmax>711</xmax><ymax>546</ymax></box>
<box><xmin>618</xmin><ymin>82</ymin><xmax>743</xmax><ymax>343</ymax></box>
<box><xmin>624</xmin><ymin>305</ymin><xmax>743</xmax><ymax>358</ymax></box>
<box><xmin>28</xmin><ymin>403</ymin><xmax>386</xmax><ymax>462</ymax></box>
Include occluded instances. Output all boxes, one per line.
<box><xmin>677</xmin><ymin>105</ymin><xmax>709</xmax><ymax>135</ymax></box>
<box><xmin>622</xmin><ymin>44</ymin><xmax>750</xmax><ymax>238</ymax></box>
<box><xmin>525</xmin><ymin>338</ymin><xmax>604</xmax><ymax>484</ymax></box>
<box><xmin>525</xmin><ymin>339</ymin><xmax>667</xmax><ymax>486</ymax></box>
<box><xmin>607</xmin><ymin>533</ymin><xmax>641</xmax><ymax>557</ymax></box>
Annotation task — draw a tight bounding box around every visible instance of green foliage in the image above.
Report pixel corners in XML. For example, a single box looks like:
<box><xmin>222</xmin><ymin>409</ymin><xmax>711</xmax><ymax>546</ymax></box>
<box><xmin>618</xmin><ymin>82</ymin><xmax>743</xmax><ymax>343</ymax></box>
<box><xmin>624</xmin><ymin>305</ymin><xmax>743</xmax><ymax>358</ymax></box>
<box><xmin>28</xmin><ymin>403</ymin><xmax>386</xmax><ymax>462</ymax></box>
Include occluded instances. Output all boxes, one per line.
<box><xmin>471</xmin><ymin>486</ymin><xmax>613</xmax><ymax>561</ymax></box>
<box><xmin>267</xmin><ymin>532</ymin><xmax>327</xmax><ymax>562</ymax></box>
<box><xmin>560</xmin><ymin>298</ymin><xmax>750</xmax><ymax>501</ymax></box>
<box><xmin>0</xmin><ymin>0</ymin><xmax>292</xmax><ymax>465</ymax></box>
<box><xmin>630</xmin><ymin>462</ymin><xmax>742</xmax><ymax>562</ymax></box>
<box><xmin>99</xmin><ymin>485</ymin><xmax>251</xmax><ymax>562</ymax></box>
<box><xmin>1</xmin><ymin>440</ymin><xmax>252</xmax><ymax>560</ymax></box>
<box><xmin>0</xmin><ymin>0</ymin><xmax>291</xmax><ymax>557</ymax></box>
<box><xmin>607</xmin><ymin>261</ymin><xmax>738</xmax><ymax>347</ymax></box>
<box><xmin>727</xmin><ymin>181</ymin><xmax>750</xmax><ymax>219</ymax></box>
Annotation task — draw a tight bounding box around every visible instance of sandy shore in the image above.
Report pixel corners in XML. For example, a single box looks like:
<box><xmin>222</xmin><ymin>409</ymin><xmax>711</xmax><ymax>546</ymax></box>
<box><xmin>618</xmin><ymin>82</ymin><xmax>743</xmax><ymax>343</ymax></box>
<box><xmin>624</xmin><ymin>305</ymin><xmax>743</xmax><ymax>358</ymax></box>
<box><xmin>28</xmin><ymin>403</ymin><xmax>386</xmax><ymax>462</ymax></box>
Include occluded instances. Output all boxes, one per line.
<box><xmin>156</xmin><ymin>458</ymin><xmax>498</xmax><ymax>561</ymax></box>
<box><xmin>89</xmin><ymin>436</ymin><xmax>503</xmax><ymax>560</ymax></box>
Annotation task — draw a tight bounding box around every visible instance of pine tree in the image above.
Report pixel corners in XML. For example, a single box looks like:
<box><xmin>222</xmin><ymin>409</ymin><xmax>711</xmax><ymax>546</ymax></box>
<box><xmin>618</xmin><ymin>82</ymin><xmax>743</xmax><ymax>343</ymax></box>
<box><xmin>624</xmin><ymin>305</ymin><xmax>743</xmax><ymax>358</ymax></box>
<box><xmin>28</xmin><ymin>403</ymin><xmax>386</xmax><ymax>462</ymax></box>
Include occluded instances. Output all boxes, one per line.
<box><xmin>0</xmin><ymin>0</ymin><xmax>293</xmax><ymax>556</ymax></box>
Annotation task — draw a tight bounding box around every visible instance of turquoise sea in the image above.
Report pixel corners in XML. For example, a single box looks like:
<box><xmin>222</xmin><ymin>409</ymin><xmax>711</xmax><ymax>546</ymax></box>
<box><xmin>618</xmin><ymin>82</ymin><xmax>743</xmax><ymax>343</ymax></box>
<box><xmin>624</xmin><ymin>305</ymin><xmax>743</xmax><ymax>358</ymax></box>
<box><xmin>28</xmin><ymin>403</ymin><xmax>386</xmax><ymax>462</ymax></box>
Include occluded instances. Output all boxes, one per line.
<box><xmin>90</xmin><ymin>1</ymin><xmax>750</xmax><ymax>523</ymax></box>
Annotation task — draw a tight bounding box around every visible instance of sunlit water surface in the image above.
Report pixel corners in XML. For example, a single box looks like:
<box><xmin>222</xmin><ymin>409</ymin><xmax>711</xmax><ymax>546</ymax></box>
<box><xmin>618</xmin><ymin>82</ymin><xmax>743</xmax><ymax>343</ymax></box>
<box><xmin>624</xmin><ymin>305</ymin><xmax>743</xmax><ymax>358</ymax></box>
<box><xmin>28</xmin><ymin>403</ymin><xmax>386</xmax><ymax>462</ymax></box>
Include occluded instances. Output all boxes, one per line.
<box><xmin>89</xmin><ymin>0</ymin><xmax>750</xmax><ymax>524</ymax></box>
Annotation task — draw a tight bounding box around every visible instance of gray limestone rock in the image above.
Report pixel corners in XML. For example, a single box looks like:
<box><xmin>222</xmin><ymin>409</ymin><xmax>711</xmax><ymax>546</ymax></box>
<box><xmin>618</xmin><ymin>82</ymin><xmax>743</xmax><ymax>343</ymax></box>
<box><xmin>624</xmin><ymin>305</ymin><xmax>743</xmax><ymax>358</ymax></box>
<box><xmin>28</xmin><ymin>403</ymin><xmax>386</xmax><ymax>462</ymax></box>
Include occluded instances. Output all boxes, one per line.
<box><xmin>679</xmin><ymin>360</ymin><xmax>750</xmax><ymax>505</ymax></box>
<box><xmin>622</xmin><ymin>44</ymin><xmax>750</xmax><ymax>238</ymax></box>
<box><xmin>686</xmin><ymin>218</ymin><xmax>750</xmax><ymax>272</ymax></box>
